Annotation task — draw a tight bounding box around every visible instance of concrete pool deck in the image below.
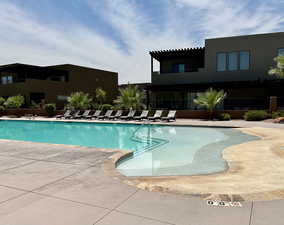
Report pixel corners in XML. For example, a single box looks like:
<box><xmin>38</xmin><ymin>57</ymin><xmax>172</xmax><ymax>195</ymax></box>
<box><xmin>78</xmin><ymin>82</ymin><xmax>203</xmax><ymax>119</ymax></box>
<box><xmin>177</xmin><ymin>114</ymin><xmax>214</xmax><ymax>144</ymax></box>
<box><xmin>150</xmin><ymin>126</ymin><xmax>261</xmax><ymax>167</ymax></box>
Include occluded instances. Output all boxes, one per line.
<box><xmin>0</xmin><ymin>140</ymin><xmax>282</xmax><ymax>225</ymax></box>
<box><xmin>0</xmin><ymin>117</ymin><xmax>284</xmax><ymax>224</ymax></box>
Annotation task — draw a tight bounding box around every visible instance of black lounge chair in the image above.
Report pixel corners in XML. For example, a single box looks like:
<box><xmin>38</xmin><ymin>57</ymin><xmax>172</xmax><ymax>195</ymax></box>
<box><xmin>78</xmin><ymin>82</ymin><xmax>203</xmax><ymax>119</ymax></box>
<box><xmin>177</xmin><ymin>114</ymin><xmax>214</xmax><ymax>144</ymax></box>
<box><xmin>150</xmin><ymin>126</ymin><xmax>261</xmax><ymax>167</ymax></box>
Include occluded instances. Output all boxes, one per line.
<box><xmin>85</xmin><ymin>110</ymin><xmax>101</xmax><ymax>120</ymax></box>
<box><xmin>92</xmin><ymin>110</ymin><xmax>102</xmax><ymax>120</ymax></box>
<box><xmin>56</xmin><ymin>110</ymin><xmax>72</xmax><ymax>119</ymax></box>
<box><xmin>70</xmin><ymin>110</ymin><xmax>82</xmax><ymax>119</ymax></box>
<box><xmin>134</xmin><ymin>110</ymin><xmax>149</xmax><ymax>121</ymax></box>
<box><xmin>120</xmin><ymin>110</ymin><xmax>136</xmax><ymax>120</ymax></box>
<box><xmin>161</xmin><ymin>110</ymin><xmax>176</xmax><ymax>122</ymax></box>
<box><xmin>77</xmin><ymin>110</ymin><xmax>91</xmax><ymax>119</ymax></box>
<box><xmin>148</xmin><ymin>110</ymin><xmax>163</xmax><ymax>121</ymax></box>
<box><xmin>98</xmin><ymin>110</ymin><xmax>113</xmax><ymax>120</ymax></box>
<box><xmin>109</xmin><ymin>110</ymin><xmax>122</xmax><ymax>120</ymax></box>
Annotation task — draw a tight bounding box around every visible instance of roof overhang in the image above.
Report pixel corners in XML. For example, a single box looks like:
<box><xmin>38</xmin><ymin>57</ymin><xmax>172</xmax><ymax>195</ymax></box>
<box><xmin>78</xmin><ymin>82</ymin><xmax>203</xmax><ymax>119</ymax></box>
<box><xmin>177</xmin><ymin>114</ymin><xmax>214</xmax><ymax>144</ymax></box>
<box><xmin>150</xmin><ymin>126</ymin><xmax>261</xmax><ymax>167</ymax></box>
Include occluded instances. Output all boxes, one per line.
<box><xmin>149</xmin><ymin>47</ymin><xmax>205</xmax><ymax>61</ymax></box>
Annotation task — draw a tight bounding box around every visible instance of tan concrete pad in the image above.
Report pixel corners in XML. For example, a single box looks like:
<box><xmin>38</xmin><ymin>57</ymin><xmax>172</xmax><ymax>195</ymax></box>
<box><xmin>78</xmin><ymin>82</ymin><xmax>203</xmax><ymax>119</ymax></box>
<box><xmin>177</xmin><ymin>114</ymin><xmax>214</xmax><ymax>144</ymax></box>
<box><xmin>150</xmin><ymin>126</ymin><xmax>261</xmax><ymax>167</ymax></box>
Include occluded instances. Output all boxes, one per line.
<box><xmin>0</xmin><ymin>186</ymin><xmax>26</xmax><ymax>203</ymax></box>
<box><xmin>35</xmin><ymin>166</ymin><xmax>138</xmax><ymax>209</ymax></box>
<box><xmin>96</xmin><ymin>211</ymin><xmax>170</xmax><ymax>225</ymax></box>
<box><xmin>0</xmin><ymin>156</ymin><xmax>34</xmax><ymax>171</ymax></box>
<box><xmin>0</xmin><ymin>161</ymin><xmax>86</xmax><ymax>190</ymax></box>
<box><xmin>0</xmin><ymin>141</ymin><xmax>63</xmax><ymax>159</ymax></box>
<box><xmin>251</xmin><ymin>200</ymin><xmax>284</xmax><ymax>225</ymax></box>
<box><xmin>117</xmin><ymin>190</ymin><xmax>252</xmax><ymax>225</ymax></box>
<box><xmin>0</xmin><ymin>193</ymin><xmax>109</xmax><ymax>225</ymax></box>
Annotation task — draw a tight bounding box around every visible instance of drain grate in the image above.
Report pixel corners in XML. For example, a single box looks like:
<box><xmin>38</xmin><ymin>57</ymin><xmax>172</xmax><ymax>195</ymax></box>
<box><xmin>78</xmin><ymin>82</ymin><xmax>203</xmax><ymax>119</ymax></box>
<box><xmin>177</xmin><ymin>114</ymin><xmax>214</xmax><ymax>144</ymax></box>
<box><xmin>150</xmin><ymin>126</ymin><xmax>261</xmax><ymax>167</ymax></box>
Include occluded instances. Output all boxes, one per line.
<box><xmin>206</xmin><ymin>200</ymin><xmax>242</xmax><ymax>207</ymax></box>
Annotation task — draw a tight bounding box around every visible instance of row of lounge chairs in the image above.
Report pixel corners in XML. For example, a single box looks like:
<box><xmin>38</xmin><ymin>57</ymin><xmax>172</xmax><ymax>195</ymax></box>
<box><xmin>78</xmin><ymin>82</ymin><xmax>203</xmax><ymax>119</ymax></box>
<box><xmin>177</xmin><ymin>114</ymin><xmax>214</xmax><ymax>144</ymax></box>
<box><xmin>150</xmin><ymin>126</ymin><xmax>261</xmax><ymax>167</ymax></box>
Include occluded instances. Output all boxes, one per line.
<box><xmin>56</xmin><ymin>110</ymin><xmax>176</xmax><ymax>122</ymax></box>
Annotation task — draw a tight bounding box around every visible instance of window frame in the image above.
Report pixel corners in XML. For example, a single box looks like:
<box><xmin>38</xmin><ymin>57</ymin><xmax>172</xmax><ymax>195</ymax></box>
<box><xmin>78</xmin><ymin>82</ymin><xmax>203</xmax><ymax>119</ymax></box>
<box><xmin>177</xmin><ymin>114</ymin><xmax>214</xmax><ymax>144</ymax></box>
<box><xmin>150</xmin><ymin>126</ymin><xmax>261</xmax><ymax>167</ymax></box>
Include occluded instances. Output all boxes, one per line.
<box><xmin>216</xmin><ymin>50</ymin><xmax>251</xmax><ymax>72</ymax></box>
<box><xmin>278</xmin><ymin>48</ymin><xmax>284</xmax><ymax>56</ymax></box>
<box><xmin>239</xmin><ymin>50</ymin><xmax>251</xmax><ymax>71</ymax></box>
<box><xmin>216</xmin><ymin>52</ymin><xmax>227</xmax><ymax>72</ymax></box>
<box><xmin>228</xmin><ymin>51</ymin><xmax>239</xmax><ymax>71</ymax></box>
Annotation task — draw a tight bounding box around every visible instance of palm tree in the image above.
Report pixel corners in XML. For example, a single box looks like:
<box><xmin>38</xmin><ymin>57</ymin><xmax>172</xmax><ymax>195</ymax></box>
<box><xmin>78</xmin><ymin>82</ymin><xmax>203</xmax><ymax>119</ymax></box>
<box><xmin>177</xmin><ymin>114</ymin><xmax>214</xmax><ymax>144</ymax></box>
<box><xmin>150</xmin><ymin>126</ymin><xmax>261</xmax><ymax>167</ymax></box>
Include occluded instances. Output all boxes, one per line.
<box><xmin>95</xmin><ymin>87</ymin><xmax>107</xmax><ymax>106</ymax></box>
<box><xmin>269</xmin><ymin>56</ymin><xmax>284</xmax><ymax>77</ymax></box>
<box><xmin>194</xmin><ymin>88</ymin><xmax>227</xmax><ymax>120</ymax></box>
<box><xmin>67</xmin><ymin>92</ymin><xmax>92</xmax><ymax>110</ymax></box>
<box><xmin>114</xmin><ymin>85</ymin><xmax>146</xmax><ymax>110</ymax></box>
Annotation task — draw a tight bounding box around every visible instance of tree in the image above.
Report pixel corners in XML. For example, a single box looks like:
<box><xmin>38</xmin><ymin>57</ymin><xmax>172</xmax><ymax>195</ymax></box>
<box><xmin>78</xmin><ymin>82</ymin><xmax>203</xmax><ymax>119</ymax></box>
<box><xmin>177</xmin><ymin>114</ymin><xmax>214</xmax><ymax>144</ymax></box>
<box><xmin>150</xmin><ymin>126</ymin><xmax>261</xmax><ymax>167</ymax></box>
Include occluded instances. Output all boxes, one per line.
<box><xmin>114</xmin><ymin>85</ymin><xmax>146</xmax><ymax>110</ymax></box>
<box><xmin>95</xmin><ymin>87</ymin><xmax>107</xmax><ymax>109</ymax></box>
<box><xmin>269</xmin><ymin>56</ymin><xmax>284</xmax><ymax>77</ymax></box>
<box><xmin>67</xmin><ymin>92</ymin><xmax>92</xmax><ymax>110</ymax></box>
<box><xmin>194</xmin><ymin>88</ymin><xmax>227</xmax><ymax>119</ymax></box>
<box><xmin>4</xmin><ymin>95</ymin><xmax>25</xmax><ymax>109</ymax></box>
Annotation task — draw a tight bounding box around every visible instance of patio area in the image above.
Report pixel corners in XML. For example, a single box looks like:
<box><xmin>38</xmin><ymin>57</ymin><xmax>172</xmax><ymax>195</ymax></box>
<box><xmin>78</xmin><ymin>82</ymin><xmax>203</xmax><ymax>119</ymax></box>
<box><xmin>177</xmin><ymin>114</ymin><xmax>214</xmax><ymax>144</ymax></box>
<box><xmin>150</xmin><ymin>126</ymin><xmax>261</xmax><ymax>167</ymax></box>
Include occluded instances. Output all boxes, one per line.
<box><xmin>0</xmin><ymin>137</ymin><xmax>283</xmax><ymax>225</ymax></box>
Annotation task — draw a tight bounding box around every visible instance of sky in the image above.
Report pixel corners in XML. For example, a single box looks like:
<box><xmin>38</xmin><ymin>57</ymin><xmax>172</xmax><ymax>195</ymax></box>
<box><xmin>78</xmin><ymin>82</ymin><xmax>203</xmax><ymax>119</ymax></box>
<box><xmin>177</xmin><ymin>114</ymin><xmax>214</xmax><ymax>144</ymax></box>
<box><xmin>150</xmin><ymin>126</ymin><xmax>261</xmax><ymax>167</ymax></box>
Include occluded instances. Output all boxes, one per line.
<box><xmin>0</xmin><ymin>0</ymin><xmax>284</xmax><ymax>84</ymax></box>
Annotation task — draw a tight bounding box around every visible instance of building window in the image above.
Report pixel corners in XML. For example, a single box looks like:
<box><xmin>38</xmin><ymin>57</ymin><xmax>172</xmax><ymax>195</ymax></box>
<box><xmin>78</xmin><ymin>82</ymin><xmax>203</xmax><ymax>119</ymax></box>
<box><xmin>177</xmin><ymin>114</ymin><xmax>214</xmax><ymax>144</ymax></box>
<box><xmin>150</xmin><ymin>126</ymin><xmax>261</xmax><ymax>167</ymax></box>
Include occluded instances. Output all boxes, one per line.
<box><xmin>228</xmin><ymin>52</ymin><xmax>238</xmax><ymax>71</ymax></box>
<box><xmin>278</xmin><ymin>48</ymin><xmax>284</xmax><ymax>56</ymax></box>
<box><xmin>172</xmin><ymin>64</ymin><xmax>185</xmax><ymax>73</ymax></box>
<box><xmin>1</xmin><ymin>77</ymin><xmax>7</xmax><ymax>84</ymax></box>
<box><xmin>240</xmin><ymin>51</ymin><xmax>250</xmax><ymax>70</ymax></box>
<box><xmin>57</xmin><ymin>95</ymin><xmax>68</xmax><ymax>101</ymax></box>
<box><xmin>7</xmin><ymin>76</ymin><xmax>13</xmax><ymax>84</ymax></box>
<box><xmin>217</xmin><ymin>53</ymin><xmax>227</xmax><ymax>71</ymax></box>
<box><xmin>1</xmin><ymin>76</ymin><xmax>13</xmax><ymax>84</ymax></box>
<box><xmin>178</xmin><ymin>64</ymin><xmax>185</xmax><ymax>73</ymax></box>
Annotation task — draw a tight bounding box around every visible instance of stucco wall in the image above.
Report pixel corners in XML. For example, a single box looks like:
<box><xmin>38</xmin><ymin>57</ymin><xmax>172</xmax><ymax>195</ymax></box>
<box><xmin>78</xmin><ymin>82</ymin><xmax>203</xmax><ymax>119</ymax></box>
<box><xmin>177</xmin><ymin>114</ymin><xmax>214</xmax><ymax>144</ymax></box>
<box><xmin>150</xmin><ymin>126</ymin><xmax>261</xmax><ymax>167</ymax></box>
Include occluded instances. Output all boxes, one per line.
<box><xmin>153</xmin><ymin>32</ymin><xmax>284</xmax><ymax>85</ymax></box>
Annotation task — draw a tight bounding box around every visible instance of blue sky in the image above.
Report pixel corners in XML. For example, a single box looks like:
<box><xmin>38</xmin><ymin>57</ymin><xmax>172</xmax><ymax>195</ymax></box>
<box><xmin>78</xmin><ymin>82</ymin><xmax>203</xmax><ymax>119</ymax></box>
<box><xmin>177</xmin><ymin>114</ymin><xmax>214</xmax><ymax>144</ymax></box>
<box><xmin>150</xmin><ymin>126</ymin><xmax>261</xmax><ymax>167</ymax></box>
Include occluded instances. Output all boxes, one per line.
<box><xmin>1</xmin><ymin>0</ymin><xmax>284</xmax><ymax>84</ymax></box>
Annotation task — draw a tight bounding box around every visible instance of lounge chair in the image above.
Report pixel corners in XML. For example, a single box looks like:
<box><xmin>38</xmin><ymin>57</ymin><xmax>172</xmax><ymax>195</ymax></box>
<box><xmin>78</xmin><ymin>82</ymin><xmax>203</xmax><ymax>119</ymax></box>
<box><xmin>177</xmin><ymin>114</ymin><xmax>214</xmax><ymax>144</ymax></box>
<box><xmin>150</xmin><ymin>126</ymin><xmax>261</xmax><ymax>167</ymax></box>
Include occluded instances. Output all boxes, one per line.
<box><xmin>148</xmin><ymin>110</ymin><xmax>163</xmax><ymax>121</ymax></box>
<box><xmin>56</xmin><ymin>110</ymin><xmax>72</xmax><ymax>119</ymax></box>
<box><xmin>98</xmin><ymin>110</ymin><xmax>113</xmax><ymax>120</ymax></box>
<box><xmin>90</xmin><ymin>110</ymin><xmax>102</xmax><ymax>120</ymax></box>
<box><xmin>134</xmin><ymin>110</ymin><xmax>149</xmax><ymax>121</ymax></box>
<box><xmin>161</xmin><ymin>110</ymin><xmax>176</xmax><ymax>122</ymax></box>
<box><xmin>77</xmin><ymin>110</ymin><xmax>91</xmax><ymax>119</ymax></box>
<box><xmin>109</xmin><ymin>110</ymin><xmax>122</xmax><ymax>120</ymax></box>
<box><xmin>120</xmin><ymin>110</ymin><xmax>136</xmax><ymax>120</ymax></box>
<box><xmin>70</xmin><ymin>110</ymin><xmax>82</xmax><ymax>119</ymax></box>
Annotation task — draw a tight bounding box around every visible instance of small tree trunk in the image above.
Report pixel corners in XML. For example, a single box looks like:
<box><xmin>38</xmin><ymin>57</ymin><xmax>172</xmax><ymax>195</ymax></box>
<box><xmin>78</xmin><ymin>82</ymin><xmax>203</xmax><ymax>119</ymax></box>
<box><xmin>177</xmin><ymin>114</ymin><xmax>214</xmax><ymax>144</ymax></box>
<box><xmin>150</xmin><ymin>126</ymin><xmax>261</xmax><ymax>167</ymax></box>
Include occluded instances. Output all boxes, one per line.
<box><xmin>209</xmin><ymin>109</ymin><xmax>213</xmax><ymax>120</ymax></box>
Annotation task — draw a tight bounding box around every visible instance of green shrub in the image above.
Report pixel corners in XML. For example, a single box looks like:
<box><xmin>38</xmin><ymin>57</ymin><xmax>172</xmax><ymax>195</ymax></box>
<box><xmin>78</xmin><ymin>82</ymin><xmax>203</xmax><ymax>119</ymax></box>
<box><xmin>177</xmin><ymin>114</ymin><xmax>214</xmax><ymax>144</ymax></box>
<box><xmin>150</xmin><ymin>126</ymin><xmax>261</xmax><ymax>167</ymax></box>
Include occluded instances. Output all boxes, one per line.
<box><xmin>0</xmin><ymin>105</ymin><xmax>5</xmax><ymax>112</ymax></box>
<box><xmin>218</xmin><ymin>113</ymin><xmax>231</xmax><ymax>121</ymax></box>
<box><xmin>4</xmin><ymin>95</ymin><xmax>24</xmax><ymax>109</ymax></box>
<box><xmin>272</xmin><ymin>111</ymin><xmax>284</xmax><ymax>119</ymax></box>
<box><xmin>44</xmin><ymin>104</ymin><xmax>56</xmax><ymax>117</ymax></box>
<box><xmin>244</xmin><ymin>110</ymin><xmax>269</xmax><ymax>121</ymax></box>
<box><xmin>30</xmin><ymin>100</ymin><xmax>40</xmax><ymax>109</ymax></box>
<box><xmin>0</xmin><ymin>97</ymin><xmax>5</xmax><ymax>106</ymax></box>
<box><xmin>100</xmin><ymin>104</ymin><xmax>113</xmax><ymax>110</ymax></box>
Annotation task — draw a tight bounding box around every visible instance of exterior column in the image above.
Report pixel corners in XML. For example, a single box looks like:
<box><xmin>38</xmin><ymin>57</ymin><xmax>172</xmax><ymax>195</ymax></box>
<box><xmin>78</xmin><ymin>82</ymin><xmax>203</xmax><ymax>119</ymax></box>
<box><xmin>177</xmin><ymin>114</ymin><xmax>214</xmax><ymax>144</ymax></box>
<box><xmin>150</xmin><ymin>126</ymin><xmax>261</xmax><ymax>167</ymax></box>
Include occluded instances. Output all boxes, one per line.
<box><xmin>151</xmin><ymin>56</ymin><xmax>153</xmax><ymax>74</ymax></box>
<box><xmin>269</xmin><ymin>96</ymin><xmax>277</xmax><ymax>112</ymax></box>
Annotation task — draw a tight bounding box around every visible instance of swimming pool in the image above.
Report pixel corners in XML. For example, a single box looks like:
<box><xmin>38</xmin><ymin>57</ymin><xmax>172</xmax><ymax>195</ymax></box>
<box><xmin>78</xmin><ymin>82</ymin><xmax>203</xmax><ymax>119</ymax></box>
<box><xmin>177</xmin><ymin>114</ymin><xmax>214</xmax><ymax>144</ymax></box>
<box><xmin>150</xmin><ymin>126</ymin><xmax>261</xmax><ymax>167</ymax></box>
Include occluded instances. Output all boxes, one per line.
<box><xmin>0</xmin><ymin>120</ymin><xmax>258</xmax><ymax>176</ymax></box>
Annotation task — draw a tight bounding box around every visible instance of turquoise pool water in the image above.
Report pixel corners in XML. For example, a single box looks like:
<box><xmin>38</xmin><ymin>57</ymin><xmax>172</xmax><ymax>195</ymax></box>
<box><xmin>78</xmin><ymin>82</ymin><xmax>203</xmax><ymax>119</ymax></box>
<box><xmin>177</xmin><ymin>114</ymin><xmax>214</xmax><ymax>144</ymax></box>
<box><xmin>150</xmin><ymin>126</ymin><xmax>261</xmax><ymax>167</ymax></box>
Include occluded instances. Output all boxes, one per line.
<box><xmin>0</xmin><ymin>120</ymin><xmax>258</xmax><ymax>176</ymax></box>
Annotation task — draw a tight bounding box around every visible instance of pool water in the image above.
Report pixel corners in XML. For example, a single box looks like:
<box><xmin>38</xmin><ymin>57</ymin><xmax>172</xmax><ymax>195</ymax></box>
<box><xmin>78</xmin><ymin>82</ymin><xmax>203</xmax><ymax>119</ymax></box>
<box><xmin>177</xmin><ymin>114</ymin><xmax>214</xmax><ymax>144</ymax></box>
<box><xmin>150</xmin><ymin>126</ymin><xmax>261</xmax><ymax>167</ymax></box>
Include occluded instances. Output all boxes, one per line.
<box><xmin>0</xmin><ymin>120</ymin><xmax>258</xmax><ymax>176</ymax></box>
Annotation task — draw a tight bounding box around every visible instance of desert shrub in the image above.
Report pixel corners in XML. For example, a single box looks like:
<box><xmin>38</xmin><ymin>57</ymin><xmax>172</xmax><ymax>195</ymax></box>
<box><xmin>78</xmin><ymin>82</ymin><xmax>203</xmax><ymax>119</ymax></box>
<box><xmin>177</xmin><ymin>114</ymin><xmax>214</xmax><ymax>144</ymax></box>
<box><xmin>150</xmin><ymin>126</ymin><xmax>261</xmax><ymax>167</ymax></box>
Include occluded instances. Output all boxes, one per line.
<box><xmin>271</xmin><ymin>111</ymin><xmax>284</xmax><ymax>119</ymax></box>
<box><xmin>244</xmin><ymin>110</ymin><xmax>269</xmax><ymax>121</ymax></box>
<box><xmin>4</xmin><ymin>95</ymin><xmax>24</xmax><ymax>109</ymax></box>
<box><xmin>218</xmin><ymin>113</ymin><xmax>231</xmax><ymax>121</ymax></box>
<box><xmin>44</xmin><ymin>104</ymin><xmax>56</xmax><ymax>117</ymax></box>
